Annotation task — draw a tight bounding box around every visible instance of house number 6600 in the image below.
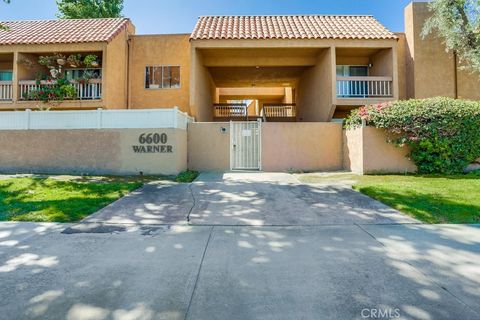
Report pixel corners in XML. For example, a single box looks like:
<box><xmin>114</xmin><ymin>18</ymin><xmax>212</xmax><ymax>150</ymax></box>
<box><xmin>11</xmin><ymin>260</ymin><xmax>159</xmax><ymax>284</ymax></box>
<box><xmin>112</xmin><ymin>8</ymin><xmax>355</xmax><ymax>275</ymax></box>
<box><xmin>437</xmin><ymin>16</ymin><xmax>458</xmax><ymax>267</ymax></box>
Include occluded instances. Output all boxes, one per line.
<box><xmin>138</xmin><ymin>133</ymin><xmax>167</xmax><ymax>144</ymax></box>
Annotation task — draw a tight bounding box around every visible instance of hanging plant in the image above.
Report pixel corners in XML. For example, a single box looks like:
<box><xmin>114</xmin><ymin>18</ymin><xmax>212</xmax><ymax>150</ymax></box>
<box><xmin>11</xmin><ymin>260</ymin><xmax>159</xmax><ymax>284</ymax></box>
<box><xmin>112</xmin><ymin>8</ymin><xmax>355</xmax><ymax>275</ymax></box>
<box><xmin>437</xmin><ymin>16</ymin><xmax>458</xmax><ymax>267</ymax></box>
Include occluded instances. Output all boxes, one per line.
<box><xmin>67</xmin><ymin>54</ymin><xmax>82</xmax><ymax>68</ymax></box>
<box><xmin>38</xmin><ymin>55</ymin><xmax>56</xmax><ymax>69</ymax></box>
<box><xmin>55</xmin><ymin>53</ymin><xmax>66</xmax><ymax>66</ymax></box>
<box><xmin>83</xmin><ymin>54</ymin><xmax>99</xmax><ymax>68</ymax></box>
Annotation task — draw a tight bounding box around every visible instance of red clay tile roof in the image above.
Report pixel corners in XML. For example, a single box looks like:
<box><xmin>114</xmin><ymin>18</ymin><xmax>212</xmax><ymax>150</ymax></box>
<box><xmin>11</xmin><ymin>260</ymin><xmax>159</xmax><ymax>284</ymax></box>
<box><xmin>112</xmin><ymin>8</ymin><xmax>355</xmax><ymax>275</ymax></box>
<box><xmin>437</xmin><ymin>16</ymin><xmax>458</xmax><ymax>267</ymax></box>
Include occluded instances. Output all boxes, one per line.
<box><xmin>0</xmin><ymin>18</ymin><xmax>130</xmax><ymax>45</ymax></box>
<box><xmin>191</xmin><ymin>15</ymin><xmax>397</xmax><ymax>40</ymax></box>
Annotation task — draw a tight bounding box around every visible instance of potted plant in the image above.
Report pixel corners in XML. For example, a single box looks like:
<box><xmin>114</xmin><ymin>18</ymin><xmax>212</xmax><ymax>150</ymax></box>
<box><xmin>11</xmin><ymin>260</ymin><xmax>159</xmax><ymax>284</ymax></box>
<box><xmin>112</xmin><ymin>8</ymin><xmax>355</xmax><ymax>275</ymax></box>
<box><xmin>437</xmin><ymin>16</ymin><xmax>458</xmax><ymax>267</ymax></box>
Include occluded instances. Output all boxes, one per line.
<box><xmin>77</xmin><ymin>70</ymin><xmax>94</xmax><ymax>85</ymax></box>
<box><xmin>67</xmin><ymin>54</ymin><xmax>82</xmax><ymax>68</ymax></box>
<box><xmin>83</xmin><ymin>54</ymin><xmax>99</xmax><ymax>68</ymax></box>
<box><xmin>38</xmin><ymin>55</ymin><xmax>56</xmax><ymax>69</ymax></box>
<box><xmin>55</xmin><ymin>53</ymin><xmax>66</xmax><ymax>66</ymax></box>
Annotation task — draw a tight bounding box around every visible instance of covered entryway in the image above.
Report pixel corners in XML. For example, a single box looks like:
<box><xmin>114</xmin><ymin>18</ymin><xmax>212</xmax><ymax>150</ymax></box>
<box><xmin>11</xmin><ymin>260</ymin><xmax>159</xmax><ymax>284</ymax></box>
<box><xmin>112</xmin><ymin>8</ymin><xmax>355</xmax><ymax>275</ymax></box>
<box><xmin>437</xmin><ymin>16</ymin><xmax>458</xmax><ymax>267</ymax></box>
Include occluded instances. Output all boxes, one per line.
<box><xmin>230</xmin><ymin>120</ymin><xmax>261</xmax><ymax>170</ymax></box>
<box><xmin>190</xmin><ymin>47</ymin><xmax>336</xmax><ymax>123</ymax></box>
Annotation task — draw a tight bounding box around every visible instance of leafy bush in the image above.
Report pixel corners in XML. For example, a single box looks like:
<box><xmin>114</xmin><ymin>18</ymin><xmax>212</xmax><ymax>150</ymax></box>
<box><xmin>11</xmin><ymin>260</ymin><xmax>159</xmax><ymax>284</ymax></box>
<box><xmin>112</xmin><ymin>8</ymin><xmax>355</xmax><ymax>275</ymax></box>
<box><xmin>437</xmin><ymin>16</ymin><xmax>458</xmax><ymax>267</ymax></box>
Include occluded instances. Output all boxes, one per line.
<box><xmin>175</xmin><ymin>170</ymin><xmax>199</xmax><ymax>183</ymax></box>
<box><xmin>345</xmin><ymin>97</ymin><xmax>480</xmax><ymax>174</ymax></box>
<box><xmin>25</xmin><ymin>78</ymin><xmax>77</xmax><ymax>103</ymax></box>
<box><xmin>83</xmin><ymin>54</ymin><xmax>99</xmax><ymax>67</ymax></box>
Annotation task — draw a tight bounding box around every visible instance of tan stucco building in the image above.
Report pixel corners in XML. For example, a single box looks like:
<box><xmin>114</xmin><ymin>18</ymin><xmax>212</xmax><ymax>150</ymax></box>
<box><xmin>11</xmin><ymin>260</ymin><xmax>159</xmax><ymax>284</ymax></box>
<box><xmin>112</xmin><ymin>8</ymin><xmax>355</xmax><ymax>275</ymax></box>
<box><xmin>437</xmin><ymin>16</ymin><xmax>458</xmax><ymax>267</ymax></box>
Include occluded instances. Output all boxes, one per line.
<box><xmin>0</xmin><ymin>1</ymin><xmax>478</xmax><ymax>120</ymax></box>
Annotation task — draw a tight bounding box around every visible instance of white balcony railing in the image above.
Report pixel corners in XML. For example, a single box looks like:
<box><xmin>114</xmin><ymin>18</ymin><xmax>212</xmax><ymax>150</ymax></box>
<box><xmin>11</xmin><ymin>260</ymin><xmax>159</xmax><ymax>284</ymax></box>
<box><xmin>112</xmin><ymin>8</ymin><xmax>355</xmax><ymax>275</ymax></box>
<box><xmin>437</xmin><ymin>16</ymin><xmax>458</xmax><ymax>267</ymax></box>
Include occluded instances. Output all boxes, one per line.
<box><xmin>19</xmin><ymin>79</ymin><xmax>102</xmax><ymax>101</ymax></box>
<box><xmin>263</xmin><ymin>104</ymin><xmax>296</xmax><ymax>118</ymax></box>
<box><xmin>336</xmin><ymin>76</ymin><xmax>393</xmax><ymax>98</ymax></box>
<box><xmin>0</xmin><ymin>81</ymin><xmax>13</xmax><ymax>101</ymax></box>
<box><xmin>214</xmin><ymin>103</ymin><xmax>248</xmax><ymax>118</ymax></box>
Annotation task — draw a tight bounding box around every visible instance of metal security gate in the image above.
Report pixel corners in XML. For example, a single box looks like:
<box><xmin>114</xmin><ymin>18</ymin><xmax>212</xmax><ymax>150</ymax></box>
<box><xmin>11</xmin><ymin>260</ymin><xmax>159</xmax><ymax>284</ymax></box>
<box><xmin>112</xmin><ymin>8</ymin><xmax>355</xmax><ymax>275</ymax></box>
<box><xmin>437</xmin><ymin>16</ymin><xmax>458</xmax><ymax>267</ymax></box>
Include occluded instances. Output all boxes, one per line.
<box><xmin>230</xmin><ymin>120</ymin><xmax>262</xmax><ymax>170</ymax></box>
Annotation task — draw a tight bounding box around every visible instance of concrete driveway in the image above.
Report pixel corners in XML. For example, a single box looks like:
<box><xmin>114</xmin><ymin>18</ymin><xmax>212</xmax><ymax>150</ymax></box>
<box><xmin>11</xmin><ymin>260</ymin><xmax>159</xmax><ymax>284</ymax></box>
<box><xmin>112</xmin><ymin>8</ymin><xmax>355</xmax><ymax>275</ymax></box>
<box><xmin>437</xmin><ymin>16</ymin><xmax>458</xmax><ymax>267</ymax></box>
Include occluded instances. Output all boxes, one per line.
<box><xmin>1</xmin><ymin>172</ymin><xmax>479</xmax><ymax>320</ymax></box>
<box><xmin>83</xmin><ymin>172</ymin><xmax>417</xmax><ymax>226</ymax></box>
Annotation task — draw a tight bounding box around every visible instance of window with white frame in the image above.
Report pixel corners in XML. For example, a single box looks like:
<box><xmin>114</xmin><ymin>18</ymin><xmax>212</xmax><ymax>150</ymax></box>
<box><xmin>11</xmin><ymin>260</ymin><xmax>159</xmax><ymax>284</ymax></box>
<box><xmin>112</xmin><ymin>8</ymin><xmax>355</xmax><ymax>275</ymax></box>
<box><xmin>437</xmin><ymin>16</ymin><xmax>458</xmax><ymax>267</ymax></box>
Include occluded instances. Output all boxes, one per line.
<box><xmin>145</xmin><ymin>66</ymin><xmax>180</xmax><ymax>89</ymax></box>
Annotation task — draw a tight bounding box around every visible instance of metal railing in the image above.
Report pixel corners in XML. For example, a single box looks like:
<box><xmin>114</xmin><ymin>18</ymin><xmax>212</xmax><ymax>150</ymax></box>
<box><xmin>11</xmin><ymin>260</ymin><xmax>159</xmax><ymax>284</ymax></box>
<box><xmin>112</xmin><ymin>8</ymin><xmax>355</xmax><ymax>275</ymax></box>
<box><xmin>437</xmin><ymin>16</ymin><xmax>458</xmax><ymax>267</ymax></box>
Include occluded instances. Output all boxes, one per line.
<box><xmin>263</xmin><ymin>103</ymin><xmax>296</xmax><ymax>118</ymax></box>
<box><xmin>0</xmin><ymin>81</ymin><xmax>13</xmax><ymax>101</ymax></box>
<box><xmin>213</xmin><ymin>103</ymin><xmax>248</xmax><ymax>118</ymax></box>
<box><xmin>336</xmin><ymin>76</ymin><xmax>393</xmax><ymax>98</ymax></box>
<box><xmin>19</xmin><ymin>79</ymin><xmax>102</xmax><ymax>101</ymax></box>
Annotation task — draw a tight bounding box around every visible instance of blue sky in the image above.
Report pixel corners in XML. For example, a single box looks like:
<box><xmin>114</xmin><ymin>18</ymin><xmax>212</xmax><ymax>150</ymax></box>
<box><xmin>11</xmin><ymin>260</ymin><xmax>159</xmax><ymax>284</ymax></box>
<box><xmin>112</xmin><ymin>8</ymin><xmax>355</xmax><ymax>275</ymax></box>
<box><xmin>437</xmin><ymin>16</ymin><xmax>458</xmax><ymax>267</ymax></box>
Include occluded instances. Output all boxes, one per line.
<box><xmin>0</xmin><ymin>0</ymin><xmax>419</xmax><ymax>34</ymax></box>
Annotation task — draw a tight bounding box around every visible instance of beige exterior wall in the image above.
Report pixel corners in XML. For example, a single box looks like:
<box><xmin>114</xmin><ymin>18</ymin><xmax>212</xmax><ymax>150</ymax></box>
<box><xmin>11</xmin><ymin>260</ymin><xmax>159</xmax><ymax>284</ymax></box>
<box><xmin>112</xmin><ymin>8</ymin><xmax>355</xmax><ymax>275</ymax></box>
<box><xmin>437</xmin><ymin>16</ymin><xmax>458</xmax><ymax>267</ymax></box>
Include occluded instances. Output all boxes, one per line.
<box><xmin>190</xmin><ymin>49</ymin><xmax>215</xmax><ymax>121</ymax></box>
<box><xmin>405</xmin><ymin>2</ymin><xmax>456</xmax><ymax>99</ymax></box>
<box><xmin>396</xmin><ymin>33</ymin><xmax>408</xmax><ymax>100</ymax></box>
<box><xmin>0</xmin><ymin>128</ymin><xmax>187</xmax><ymax>175</ymax></box>
<box><xmin>343</xmin><ymin>128</ymin><xmax>364</xmax><ymax>174</ymax></box>
<box><xmin>297</xmin><ymin>48</ymin><xmax>334</xmax><ymax>121</ymax></box>
<box><xmin>103</xmin><ymin>25</ymin><xmax>135</xmax><ymax>110</ymax></box>
<box><xmin>344</xmin><ymin>127</ymin><xmax>417</xmax><ymax>174</ymax></box>
<box><xmin>457</xmin><ymin>67</ymin><xmax>480</xmax><ymax>100</ymax></box>
<box><xmin>187</xmin><ymin>122</ymin><xmax>344</xmax><ymax>172</ymax></box>
<box><xmin>262</xmin><ymin>122</ymin><xmax>343</xmax><ymax>171</ymax></box>
<box><xmin>370</xmin><ymin>48</ymin><xmax>393</xmax><ymax>77</ymax></box>
<box><xmin>404</xmin><ymin>2</ymin><xmax>480</xmax><ymax>100</ymax></box>
<box><xmin>187</xmin><ymin>122</ymin><xmax>230</xmax><ymax>171</ymax></box>
<box><xmin>128</xmin><ymin>34</ymin><xmax>191</xmax><ymax>112</ymax></box>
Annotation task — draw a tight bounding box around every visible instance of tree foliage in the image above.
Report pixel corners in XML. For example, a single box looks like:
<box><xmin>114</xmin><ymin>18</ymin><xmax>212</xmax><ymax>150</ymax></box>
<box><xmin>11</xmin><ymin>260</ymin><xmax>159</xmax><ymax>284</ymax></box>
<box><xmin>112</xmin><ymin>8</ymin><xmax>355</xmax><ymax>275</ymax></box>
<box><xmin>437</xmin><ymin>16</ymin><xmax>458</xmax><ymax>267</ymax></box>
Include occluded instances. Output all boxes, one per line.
<box><xmin>56</xmin><ymin>0</ymin><xmax>123</xmax><ymax>19</ymax></box>
<box><xmin>345</xmin><ymin>98</ymin><xmax>480</xmax><ymax>174</ymax></box>
<box><xmin>422</xmin><ymin>0</ymin><xmax>480</xmax><ymax>72</ymax></box>
<box><xmin>1</xmin><ymin>0</ymin><xmax>11</xmax><ymax>30</ymax></box>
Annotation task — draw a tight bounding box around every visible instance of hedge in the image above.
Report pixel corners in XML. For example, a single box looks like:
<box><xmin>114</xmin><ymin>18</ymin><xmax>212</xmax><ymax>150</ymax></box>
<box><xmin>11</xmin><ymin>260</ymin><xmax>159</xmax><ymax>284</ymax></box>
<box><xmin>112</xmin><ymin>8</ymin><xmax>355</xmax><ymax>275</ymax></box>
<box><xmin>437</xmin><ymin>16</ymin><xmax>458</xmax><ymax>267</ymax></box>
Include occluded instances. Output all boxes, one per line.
<box><xmin>344</xmin><ymin>97</ymin><xmax>480</xmax><ymax>174</ymax></box>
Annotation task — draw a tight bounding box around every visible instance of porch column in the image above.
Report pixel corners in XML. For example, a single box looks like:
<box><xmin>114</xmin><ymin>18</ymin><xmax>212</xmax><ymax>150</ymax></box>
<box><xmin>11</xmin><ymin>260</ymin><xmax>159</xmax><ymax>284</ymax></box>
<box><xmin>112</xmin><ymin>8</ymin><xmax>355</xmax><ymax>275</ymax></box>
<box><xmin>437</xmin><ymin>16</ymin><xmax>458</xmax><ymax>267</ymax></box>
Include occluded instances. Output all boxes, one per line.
<box><xmin>12</xmin><ymin>51</ymin><xmax>18</xmax><ymax>102</ymax></box>
<box><xmin>392</xmin><ymin>44</ymin><xmax>399</xmax><ymax>101</ymax></box>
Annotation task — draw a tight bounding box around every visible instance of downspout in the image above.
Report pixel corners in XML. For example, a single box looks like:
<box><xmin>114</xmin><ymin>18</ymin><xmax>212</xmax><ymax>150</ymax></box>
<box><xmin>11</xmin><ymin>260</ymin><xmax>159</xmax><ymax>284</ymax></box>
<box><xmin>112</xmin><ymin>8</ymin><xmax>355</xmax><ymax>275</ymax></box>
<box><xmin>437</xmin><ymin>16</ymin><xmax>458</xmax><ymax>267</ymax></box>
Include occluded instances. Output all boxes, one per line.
<box><xmin>126</xmin><ymin>36</ymin><xmax>131</xmax><ymax>109</ymax></box>
<box><xmin>453</xmin><ymin>50</ymin><xmax>458</xmax><ymax>99</ymax></box>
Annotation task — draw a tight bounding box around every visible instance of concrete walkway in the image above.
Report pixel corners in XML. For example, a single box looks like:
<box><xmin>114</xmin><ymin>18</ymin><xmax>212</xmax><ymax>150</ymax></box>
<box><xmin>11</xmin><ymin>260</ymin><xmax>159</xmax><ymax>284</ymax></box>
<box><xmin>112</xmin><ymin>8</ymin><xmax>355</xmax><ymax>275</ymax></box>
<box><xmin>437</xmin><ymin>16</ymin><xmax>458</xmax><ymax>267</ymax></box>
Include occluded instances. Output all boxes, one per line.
<box><xmin>83</xmin><ymin>172</ymin><xmax>417</xmax><ymax>228</ymax></box>
<box><xmin>0</xmin><ymin>172</ymin><xmax>479</xmax><ymax>319</ymax></box>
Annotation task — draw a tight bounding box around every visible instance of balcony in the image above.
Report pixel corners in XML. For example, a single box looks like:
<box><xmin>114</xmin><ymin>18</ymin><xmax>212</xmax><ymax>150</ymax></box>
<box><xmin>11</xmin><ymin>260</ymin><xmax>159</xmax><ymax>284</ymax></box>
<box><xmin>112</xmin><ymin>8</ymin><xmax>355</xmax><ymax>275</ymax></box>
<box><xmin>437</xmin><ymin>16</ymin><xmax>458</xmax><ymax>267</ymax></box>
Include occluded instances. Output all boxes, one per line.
<box><xmin>214</xmin><ymin>103</ymin><xmax>249</xmax><ymax>119</ymax></box>
<box><xmin>336</xmin><ymin>76</ymin><xmax>393</xmax><ymax>98</ymax></box>
<box><xmin>19</xmin><ymin>79</ymin><xmax>102</xmax><ymax>101</ymax></box>
<box><xmin>213</xmin><ymin>103</ymin><xmax>297</xmax><ymax>122</ymax></box>
<box><xmin>0</xmin><ymin>81</ymin><xmax>13</xmax><ymax>101</ymax></box>
<box><xmin>262</xmin><ymin>103</ymin><xmax>296</xmax><ymax>121</ymax></box>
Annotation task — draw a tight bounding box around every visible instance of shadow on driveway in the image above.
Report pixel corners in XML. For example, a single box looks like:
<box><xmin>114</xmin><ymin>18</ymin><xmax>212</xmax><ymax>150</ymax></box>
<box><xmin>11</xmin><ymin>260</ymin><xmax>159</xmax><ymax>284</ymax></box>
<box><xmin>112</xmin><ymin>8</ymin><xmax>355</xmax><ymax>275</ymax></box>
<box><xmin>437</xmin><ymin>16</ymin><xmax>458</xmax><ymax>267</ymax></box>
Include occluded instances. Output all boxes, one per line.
<box><xmin>80</xmin><ymin>172</ymin><xmax>418</xmax><ymax>228</ymax></box>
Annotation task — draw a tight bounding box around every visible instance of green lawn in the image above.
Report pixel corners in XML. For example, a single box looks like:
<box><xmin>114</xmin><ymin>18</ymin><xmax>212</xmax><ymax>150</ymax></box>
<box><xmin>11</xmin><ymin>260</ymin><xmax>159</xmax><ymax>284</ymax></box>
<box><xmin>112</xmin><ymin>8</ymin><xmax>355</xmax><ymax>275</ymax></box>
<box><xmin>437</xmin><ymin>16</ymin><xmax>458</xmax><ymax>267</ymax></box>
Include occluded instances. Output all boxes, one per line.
<box><xmin>0</xmin><ymin>175</ymin><xmax>147</xmax><ymax>222</ymax></box>
<box><xmin>298</xmin><ymin>173</ymin><xmax>480</xmax><ymax>224</ymax></box>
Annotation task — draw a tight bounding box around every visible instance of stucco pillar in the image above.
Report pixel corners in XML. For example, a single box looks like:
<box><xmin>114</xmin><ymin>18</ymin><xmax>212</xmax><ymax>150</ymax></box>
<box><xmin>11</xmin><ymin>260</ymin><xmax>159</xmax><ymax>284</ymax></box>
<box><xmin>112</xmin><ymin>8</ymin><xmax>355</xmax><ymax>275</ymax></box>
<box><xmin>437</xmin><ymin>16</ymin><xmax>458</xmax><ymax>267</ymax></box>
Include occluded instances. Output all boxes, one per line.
<box><xmin>392</xmin><ymin>44</ymin><xmax>399</xmax><ymax>101</ymax></box>
<box><xmin>12</xmin><ymin>51</ymin><xmax>18</xmax><ymax>102</ymax></box>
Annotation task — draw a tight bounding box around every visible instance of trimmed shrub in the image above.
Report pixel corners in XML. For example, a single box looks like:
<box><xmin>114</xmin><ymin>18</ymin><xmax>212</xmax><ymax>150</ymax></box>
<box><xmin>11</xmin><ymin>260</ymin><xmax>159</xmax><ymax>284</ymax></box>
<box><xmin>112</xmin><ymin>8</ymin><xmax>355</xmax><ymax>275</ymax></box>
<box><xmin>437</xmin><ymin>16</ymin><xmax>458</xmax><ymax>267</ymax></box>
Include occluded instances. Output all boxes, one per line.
<box><xmin>175</xmin><ymin>170</ymin><xmax>199</xmax><ymax>183</ymax></box>
<box><xmin>344</xmin><ymin>97</ymin><xmax>480</xmax><ymax>174</ymax></box>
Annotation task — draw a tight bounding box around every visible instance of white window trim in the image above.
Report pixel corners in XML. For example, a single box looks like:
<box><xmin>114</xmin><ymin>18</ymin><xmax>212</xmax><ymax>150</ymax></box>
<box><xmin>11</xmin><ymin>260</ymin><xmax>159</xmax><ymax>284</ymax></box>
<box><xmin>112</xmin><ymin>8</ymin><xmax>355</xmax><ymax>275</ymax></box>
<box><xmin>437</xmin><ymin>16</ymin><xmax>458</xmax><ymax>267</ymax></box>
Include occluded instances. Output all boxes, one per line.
<box><xmin>145</xmin><ymin>65</ymin><xmax>181</xmax><ymax>90</ymax></box>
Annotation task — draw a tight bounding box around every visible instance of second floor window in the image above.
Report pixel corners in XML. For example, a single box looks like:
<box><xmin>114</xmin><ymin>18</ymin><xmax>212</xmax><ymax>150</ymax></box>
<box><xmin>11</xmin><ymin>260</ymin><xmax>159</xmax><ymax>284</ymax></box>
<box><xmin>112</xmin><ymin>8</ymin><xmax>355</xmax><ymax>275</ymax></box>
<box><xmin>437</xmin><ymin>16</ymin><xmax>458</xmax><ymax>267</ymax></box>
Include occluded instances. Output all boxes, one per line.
<box><xmin>145</xmin><ymin>66</ymin><xmax>180</xmax><ymax>89</ymax></box>
<box><xmin>336</xmin><ymin>65</ymin><xmax>368</xmax><ymax>77</ymax></box>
